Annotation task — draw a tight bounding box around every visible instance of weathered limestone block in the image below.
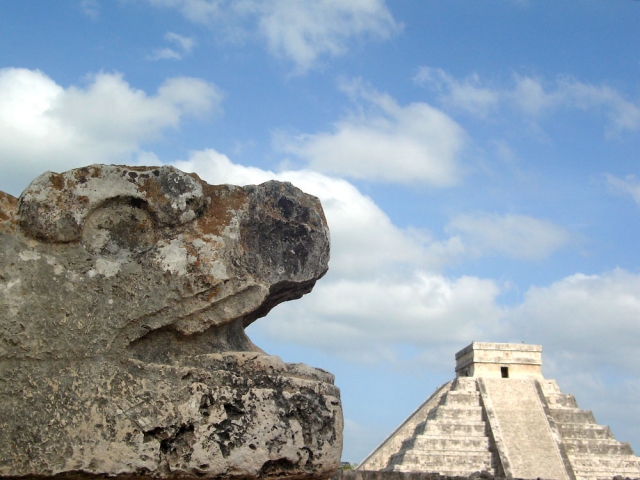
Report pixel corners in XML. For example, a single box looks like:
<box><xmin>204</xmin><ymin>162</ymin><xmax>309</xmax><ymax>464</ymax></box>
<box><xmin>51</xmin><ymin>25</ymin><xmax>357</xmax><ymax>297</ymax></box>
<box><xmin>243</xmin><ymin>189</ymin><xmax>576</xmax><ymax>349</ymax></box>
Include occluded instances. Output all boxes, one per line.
<box><xmin>0</xmin><ymin>165</ymin><xmax>341</xmax><ymax>479</ymax></box>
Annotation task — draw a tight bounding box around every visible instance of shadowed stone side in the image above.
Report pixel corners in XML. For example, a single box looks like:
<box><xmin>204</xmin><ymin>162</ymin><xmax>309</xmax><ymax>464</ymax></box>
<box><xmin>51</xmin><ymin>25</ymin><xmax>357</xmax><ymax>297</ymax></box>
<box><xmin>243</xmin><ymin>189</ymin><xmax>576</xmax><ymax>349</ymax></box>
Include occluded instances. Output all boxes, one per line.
<box><xmin>539</xmin><ymin>380</ymin><xmax>640</xmax><ymax>480</ymax></box>
<box><xmin>0</xmin><ymin>164</ymin><xmax>342</xmax><ymax>479</ymax></box>
<box><xmin>384</xmin><ymin>378</ymin><xmax>495</xmax><ymax>477</ymax></box>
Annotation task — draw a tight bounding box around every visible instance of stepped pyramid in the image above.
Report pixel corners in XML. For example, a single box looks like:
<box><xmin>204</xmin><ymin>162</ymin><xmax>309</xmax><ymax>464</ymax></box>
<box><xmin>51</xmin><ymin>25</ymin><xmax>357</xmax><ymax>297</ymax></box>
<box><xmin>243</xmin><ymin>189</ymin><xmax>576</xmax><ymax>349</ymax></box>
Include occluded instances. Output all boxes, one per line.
<box><xmin>357</xmin><ymin>342</ymin><xmax>640</xmax><ymax>480</ymax></box>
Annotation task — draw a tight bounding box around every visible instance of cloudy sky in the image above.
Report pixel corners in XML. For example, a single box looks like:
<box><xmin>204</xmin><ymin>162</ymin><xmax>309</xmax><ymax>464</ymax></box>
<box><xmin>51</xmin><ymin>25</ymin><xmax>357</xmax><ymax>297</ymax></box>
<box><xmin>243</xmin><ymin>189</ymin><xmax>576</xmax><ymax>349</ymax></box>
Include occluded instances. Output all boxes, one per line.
<box><xmin>2</xmin><ymin>0</ymin><xmax>640</xmax><ymax>462</ymax></box>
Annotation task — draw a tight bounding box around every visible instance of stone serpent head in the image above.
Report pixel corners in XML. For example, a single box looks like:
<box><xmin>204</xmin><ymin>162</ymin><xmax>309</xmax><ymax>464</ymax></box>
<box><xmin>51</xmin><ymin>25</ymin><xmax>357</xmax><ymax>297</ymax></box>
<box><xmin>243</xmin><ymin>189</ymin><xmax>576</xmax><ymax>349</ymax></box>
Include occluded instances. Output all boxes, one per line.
<box><xmin>1</xmin><ymin>164</ymin><xmax>329</xmax><ymax>363</ymax></box>
<box><xmin>0</xmin><ymin>165</ymin><xmax>340</xmax><ymax>479</ymax></box>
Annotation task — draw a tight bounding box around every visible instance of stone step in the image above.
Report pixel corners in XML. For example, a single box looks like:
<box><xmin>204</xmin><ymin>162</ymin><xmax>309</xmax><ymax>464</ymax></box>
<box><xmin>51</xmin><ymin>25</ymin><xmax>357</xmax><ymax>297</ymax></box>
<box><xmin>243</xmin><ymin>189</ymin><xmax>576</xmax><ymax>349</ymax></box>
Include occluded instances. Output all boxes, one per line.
<box><xmin>401</xmin><ymin>435</ymin><xmax>491</xmax><ymax>452</ymax></box>
<box><xmin>389</xmin><ymin>452</ymin><xmax>493</xmax><ymax>470</ymax></box>
<box><xmin>427</xmin><ymin>405</ymin><xmax>484</xmax><ymax>421</ymax></box>
<box><xmin>556</xmin><ymin>424</ymin><xmax>614</xmax><ymax>440</ymax></box>
<box><xmin>451</xmin><ymin>377</ymin><xmax>479</xmax><ymax>393</ymax></box>
<box><xmin>428</xmin><ymin>470</ymin><xmax>497</xmax><ymax>477</ymax></box>
<box><xmin>545</xmin><ymin>393</ymin><xmax>579</xmax><ymax>409</ymax></box>
<box><xmin>574</xmin><ymin>472</ymin><xmax>640</xmax><ymax>480</ymax></box>
<box><xmin>550</xmin><ymin>409</ymin><xmax>596</xmax><ymax>424</ymax></box>
<box><xmin>440</xmin><ymin>391</ymin><xmax>481</xmax><ymax>407</ymax></box>
<box><xmin>416</xmin><ymin>421</ymin><xmax>487</xmax><ymax>437</ymax></box>
<box><xmin>574</xmin><ymin>470</ymin><xmax>640</xmax><ymax>479</ymax></box>
<box><xmin>568</xmin><ymin>454</ymin><xmax>640</xmax><ymax>470</ymax></box>
<box><xmin>538</xmin><ymin>379</ymin><xmax>563</xmax><ymax>396</ymax></box>
<box><xmin>563</xmin><ymin>439</ymin><xmax>633</xmax><ymax>455</ymax></box>
<box><xmin>391</xmin><ymin>465</ymin><xmax>495</xmax><ymax>477</ymax></box>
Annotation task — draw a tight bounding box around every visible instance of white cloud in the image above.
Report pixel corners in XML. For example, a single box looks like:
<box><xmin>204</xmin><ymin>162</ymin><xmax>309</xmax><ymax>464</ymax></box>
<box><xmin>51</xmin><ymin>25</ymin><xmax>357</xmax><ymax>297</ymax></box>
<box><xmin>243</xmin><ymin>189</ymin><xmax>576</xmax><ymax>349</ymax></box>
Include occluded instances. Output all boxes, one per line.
<box><xmin>146</xmin><ymin>0</ymin><xmax>227</xmax><ymax>24</ymax></box>
<box><xmin>166</xmin><ymin>32</ymin><xmax>196</xmax><ymax>52</ymax></box>
<box><xmin>173</xmin><ymin>148</ymin><xmax>275</xmax><ymax>186</ymax></box>
<box><xmin>0</xmin><ymin>68</ymin><xmax>222</xmax><ymax>195</ymax></box>
<box><xmin>606</xmin><ymin>173</ymin><xmax>640</xmax><ymax>206</ymax></box>
<box><xmin>257</xmin><ymin>0</ymin><xmax>402</xmax><ymax>74</ymax></box>
<box><xmin>143</xmin><ymin>150</ymin><xmax>640</xmax><ymax>455</ymax></box>
<box><xmin>171</xmin><ymin>152</ymin><xmax>584</xmax><ymax>365</ymax></box>
<box><xmin>278</xmin><ymin>81</ymin><xmax>467</xmax><ymax>186</ymax></box>
<box><xmin>171</xmin><ymin>149</ymin><xmax>504</xmax><ymax>364</ymax></box>
<box><xmin>413</xmin><ymin>67</ymin><xmax>500</xmax><ymax>117</ymax></box>
<box><xmin>146</xmin><ymin>0</ymin><xmax>402</xmax><ymax>73</ymax></box>
<box><xmin>446</xmin><ymin>213</ymin><xmax>572</xmax><ymax>260</ymax></box>
<box><xmin>554</xmin><ymin>76</ymin><xmax>640</xmax><ymax>133</ymax></box>
<box><xmin>149</xmin><ymin>32</ymin><xmax>197</xmax><ymax>61</ymax></box>
<box><xmin>508</xmin><ymin>268</ymin><xmax>640</xmax><ymax>371</ymax></box>
<box><xmin>509</xmin><ymin>75</ymin><xmax>557</xmax><ymax>116</ymax></box>
<box><xmin>172</xmin><ymin>149</ymin><xmax>447</xmax><ymax>277</ymax></box>
<box><xmin>148</xmin><ymin>48</ymin><xmax>183</xmax><ymax>61</ymax></box>
<box><xmin>415</xmin><ymin>66</ymin><xmax>640</xmax><ymax>134</ymax></box>
<box><xmin>262</xmin><ymin>274</ymin><xmax>504</xmax><ymax>364</ymax></box>
<box><xmin>414</xmin><ymin>67</ymin><xmax>559</xmax><ymax>117</ymax></box>
<box><xmin>505</xmin><ymin>269</ymin><xmax>640</xmax><ymax>450</ymax></box>
<box><xmin>144</xmin><ymin>151</ymin><xmax>640</xmax><ymax>453</ymax></box>
<box><xmin>80</xmin><ymin>0</ymin><xmax>100</xmax><ymax>19</ymax></box>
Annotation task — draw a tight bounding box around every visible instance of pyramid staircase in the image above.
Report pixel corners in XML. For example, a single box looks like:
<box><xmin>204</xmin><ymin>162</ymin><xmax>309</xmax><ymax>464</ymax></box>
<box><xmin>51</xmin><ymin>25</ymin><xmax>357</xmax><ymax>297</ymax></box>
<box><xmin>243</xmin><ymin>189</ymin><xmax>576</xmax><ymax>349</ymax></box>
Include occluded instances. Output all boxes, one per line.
<box><xmin>540</xmin><ymin>380</ymin><xmax>640</xmax><ymax>480</ymax></box>
<box><xmin>385</xmin><ymin>377</ymin><xmax>497</xmax><ymax>476</ymax></box>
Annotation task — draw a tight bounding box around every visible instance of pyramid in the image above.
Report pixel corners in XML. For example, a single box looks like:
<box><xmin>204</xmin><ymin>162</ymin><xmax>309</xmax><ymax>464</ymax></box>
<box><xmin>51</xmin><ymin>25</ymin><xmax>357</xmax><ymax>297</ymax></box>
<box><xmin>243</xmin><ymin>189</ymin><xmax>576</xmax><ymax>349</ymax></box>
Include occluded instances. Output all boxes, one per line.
<box><xmin>357</xmin><ymin>342</ymin><xmax>640</xmax><ymax>480</ymax></box>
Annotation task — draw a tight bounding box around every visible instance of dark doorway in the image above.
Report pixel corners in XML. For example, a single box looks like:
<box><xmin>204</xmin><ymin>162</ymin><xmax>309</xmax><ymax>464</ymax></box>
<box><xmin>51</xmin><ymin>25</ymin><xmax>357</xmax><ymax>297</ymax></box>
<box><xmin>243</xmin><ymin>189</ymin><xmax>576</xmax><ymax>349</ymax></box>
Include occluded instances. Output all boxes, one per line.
<box><xmin>501</xmin><ymin>366</ymin><xmax>509</xmax><ymax>378</ymax></box>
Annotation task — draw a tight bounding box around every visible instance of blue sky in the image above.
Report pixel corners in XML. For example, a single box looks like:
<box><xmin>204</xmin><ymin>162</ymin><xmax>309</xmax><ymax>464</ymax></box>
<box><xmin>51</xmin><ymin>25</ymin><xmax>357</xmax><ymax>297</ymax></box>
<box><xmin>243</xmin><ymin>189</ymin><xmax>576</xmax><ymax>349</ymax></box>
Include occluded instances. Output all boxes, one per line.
<box><xmin>2</xmin><ymin>0</ymin><xmax>640</xmax><ymax>463</ymax></box>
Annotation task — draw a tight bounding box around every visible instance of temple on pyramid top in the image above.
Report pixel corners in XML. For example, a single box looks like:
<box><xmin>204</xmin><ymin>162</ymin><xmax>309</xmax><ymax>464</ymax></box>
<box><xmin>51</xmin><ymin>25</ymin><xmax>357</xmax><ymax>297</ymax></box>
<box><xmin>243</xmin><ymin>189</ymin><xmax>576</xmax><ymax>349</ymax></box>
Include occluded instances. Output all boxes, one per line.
<box><xmin>455</xmin><ymin>342</ymin><xmax>542</xmax><ymax>379</ymax></box>
<box><xmin>357</xmin><ymin>342</ymin><xmax>640</xmax><ymax>480</ymax></box>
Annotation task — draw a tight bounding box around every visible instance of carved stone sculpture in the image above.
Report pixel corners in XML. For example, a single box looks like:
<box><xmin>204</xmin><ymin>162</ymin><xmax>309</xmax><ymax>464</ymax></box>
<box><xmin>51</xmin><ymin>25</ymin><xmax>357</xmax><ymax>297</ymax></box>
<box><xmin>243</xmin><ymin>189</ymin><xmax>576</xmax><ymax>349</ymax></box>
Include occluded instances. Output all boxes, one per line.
<box><xmin>0</xmin><ymin>165</ymin><xmax>341</xmax><ymax>479</ymax></box>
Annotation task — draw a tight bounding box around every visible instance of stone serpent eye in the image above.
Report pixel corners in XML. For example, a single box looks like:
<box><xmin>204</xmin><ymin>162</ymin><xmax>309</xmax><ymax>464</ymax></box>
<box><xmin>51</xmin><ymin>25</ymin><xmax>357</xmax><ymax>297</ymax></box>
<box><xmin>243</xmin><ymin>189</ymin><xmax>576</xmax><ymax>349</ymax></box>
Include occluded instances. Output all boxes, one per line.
<box><xmin>82</xmin><ymin>197</ymin><xmax>157</xmax><ymax>256</ymax></box>
<box><xmin>18</xmin><ymin>164</ymin><xmax>206</xmax><ymax>243</ymax></box>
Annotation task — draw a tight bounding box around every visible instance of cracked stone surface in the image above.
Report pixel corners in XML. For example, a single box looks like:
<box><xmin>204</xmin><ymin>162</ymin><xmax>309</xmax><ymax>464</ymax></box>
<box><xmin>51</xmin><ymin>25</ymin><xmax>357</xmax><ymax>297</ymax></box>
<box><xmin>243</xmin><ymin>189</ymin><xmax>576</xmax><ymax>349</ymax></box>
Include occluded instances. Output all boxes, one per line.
<box><xmin>0</xmin><ymin>164</ymin><xmax>341</xmax><ymax>479</ymax></box>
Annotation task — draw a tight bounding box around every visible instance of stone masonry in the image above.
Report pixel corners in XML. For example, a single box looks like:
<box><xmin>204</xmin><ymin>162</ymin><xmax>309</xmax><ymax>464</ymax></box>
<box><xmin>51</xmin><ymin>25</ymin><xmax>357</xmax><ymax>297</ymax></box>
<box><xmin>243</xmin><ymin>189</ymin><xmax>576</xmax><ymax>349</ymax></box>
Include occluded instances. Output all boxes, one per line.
<box><xmin>357</xmin><ymin>342</ymin><xmax>640</xmax><ymax>480</ymax></box>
